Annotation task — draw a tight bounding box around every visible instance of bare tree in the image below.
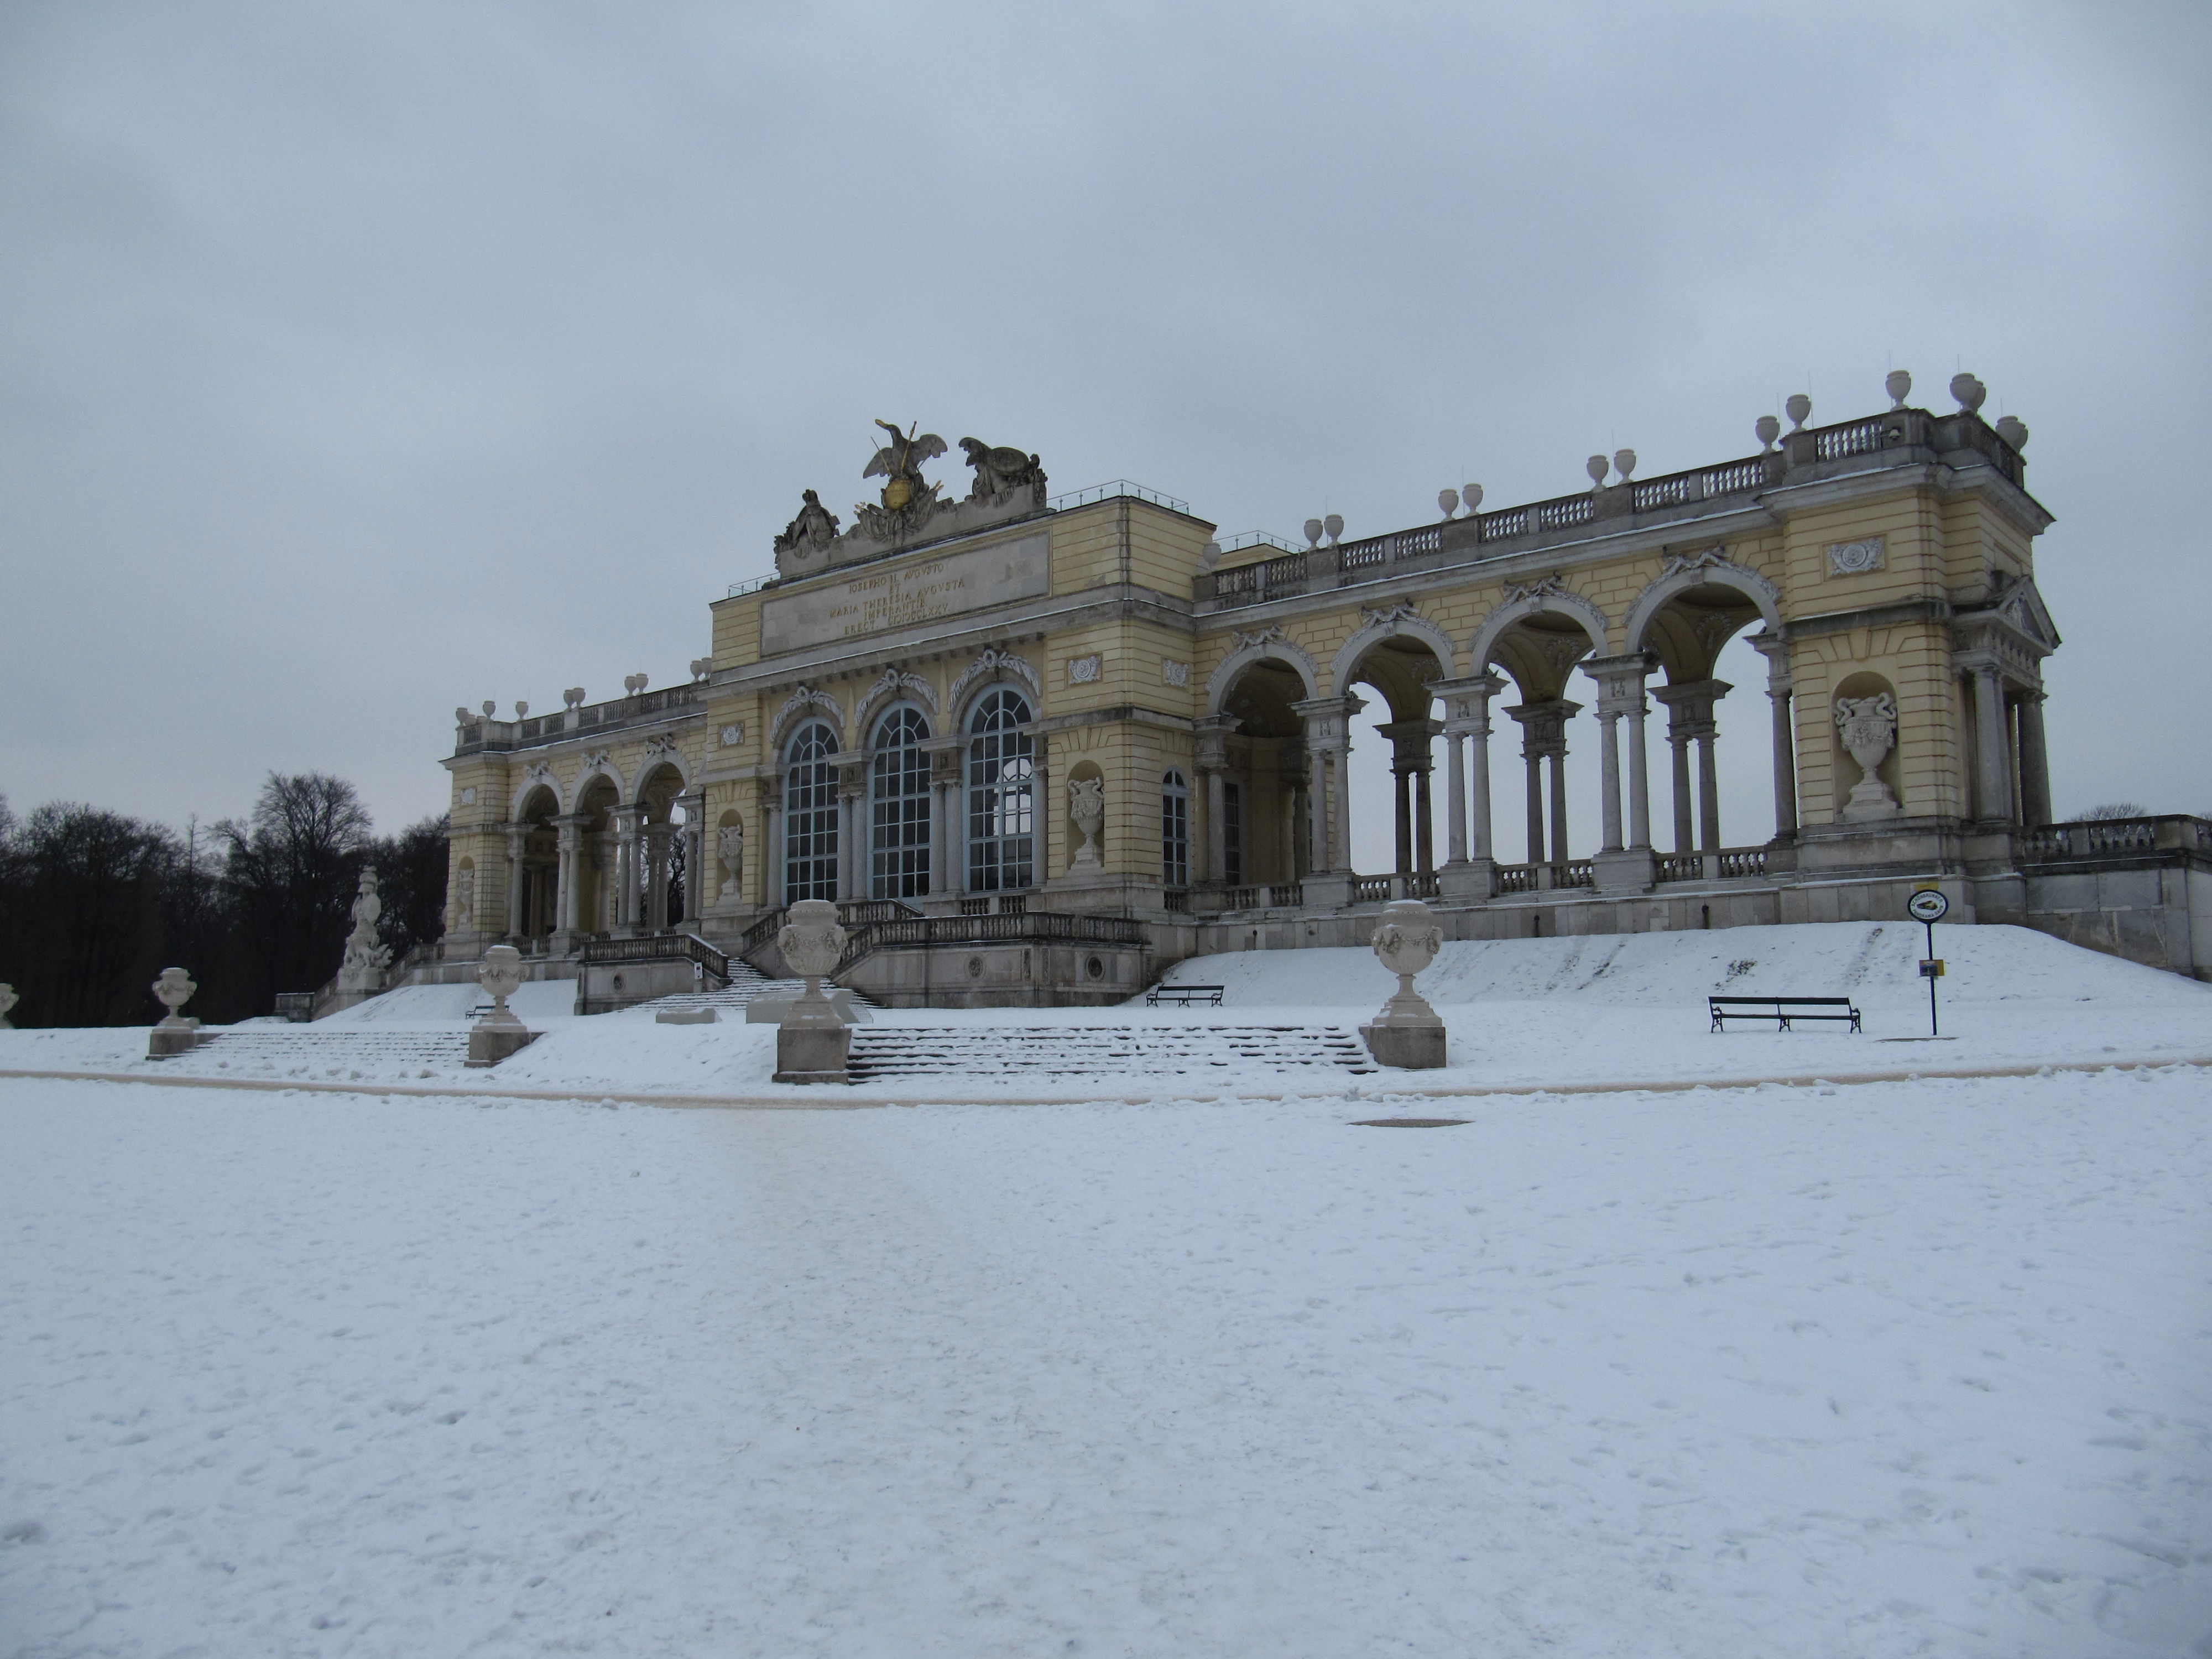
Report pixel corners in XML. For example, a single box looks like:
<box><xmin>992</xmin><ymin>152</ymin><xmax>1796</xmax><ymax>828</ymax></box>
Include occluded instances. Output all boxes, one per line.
<box><xmin>362</xmin><ymin>813</ymin><xmax>451</xmax><ymax>967</ymax></box>
<box><xmin>2072</xmin><ymin>802</ymin><xmax>2148</xmax><ymax>822</ymax></box>
<box><xmin>218</xmin><ymin>773</ymin><xmax>373</xmax><ymax>1006</ymax></box>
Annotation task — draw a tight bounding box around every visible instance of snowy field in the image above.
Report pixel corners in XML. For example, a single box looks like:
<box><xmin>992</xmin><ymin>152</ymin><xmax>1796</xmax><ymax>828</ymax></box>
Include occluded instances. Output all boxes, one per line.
<box><xmin>2</xmin><ymin>923</ymin><xmax>2209</xmax><ymax>1656</ymax></box>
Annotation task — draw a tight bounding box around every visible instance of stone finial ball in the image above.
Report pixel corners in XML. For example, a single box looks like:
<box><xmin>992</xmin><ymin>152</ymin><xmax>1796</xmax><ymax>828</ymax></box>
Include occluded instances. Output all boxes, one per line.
<box><xmin>1785</xmin><ymin>393</ymin><xmax>1812</xmax><ymax>430</ymax></box>
<box><xmin>1323</xmin><ymin>513</ymin><xmax>1343</xmax><ymax>543</ymax></box>
<box><xmin>1613</xmin><ymin>448</ymin><xmax>1637</xmax><ymax>480</ymax></box>
<box><xmin>1585</xmin><ymin>455</ymin><xmax>1609</xmax><ymax>486</ymax></box>
<box><xmin>1995</xmin><ymin>415</ymin><xmax>2029</xmax><ymax>450</ymax></box>
<box><xmin>1462</xmin><ymin>483</ymin><xmax>1482</xmax><ymax>511</ymax></box>
<box><xmin>1950</xmin><ymin>372</ymin><xmax>1987</xmax><ymax>413</ymax></box>
<box><xmin>1885</xmin><ymin>368</ymin><xmax>1913</xmax><ymax>408</ymax></box>
<box><xmin>1755</xmin><ymin>414</ymin><xmax>1781</xmax><ymax>451</ymax></box>
<box><xmin>1303</xmin><ymin>518</ymin><xmax>1323</xmax><ymax>549</ymax></box>
<box><xmin>1437</xmin><ymin>488</ymin><xmax>1459</xmax><ymax>519</ymax></box>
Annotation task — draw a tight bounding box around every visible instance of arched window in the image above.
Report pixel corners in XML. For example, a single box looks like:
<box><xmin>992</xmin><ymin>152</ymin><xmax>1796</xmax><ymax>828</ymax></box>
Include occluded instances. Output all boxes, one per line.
<box><xmin>783</xmin><ymin>721</ymin><xmax>840</xmax><ymax>902</ymax></box>
<box><xmin>870</xmin><ymin>706</ymin><xmax>932</xmax><ymax>899</ymax></box>
<box><xmin>966</xmin><ymin>688</ymin><xmax>1034</xmax><ymax>891</ymax></box>
<box><xmin>1161</xmin><ymin>768</ymin><xmax>1190</xmax><ymax>886</ymax></box>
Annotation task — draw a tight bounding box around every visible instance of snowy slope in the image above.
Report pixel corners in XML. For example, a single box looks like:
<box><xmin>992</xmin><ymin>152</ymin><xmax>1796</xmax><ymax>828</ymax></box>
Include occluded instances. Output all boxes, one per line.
<box><xmin>1147</xmin><ymin>921</ymin><xmax>2211</xmax><ymax>1011</ymax></box>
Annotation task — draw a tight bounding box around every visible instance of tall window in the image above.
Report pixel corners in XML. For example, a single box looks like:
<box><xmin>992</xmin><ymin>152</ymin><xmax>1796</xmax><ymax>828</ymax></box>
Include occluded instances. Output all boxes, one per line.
<box><xmin>967</xmin><ymin>687</ymin><xmax>1034</xmax><ymax>891</ymax></box>
<box><xmin>1161</xmin><ymin>769</ymin><xmax>1190</xmax><ymax>886</ymax></box>
<box><xmin>870</xmin><ymin>706</ymin><xmax>932</xmax><ymax>899</ymax></box>
<box><xmin>784</xmin><ymin>721</ymin><xmax>840</xmax><ymax>902</ymax></box>
<box><xmin>1223</xmin><ymin>780</ymin><xmax>1244</xmax><ymax>884</ymax></box>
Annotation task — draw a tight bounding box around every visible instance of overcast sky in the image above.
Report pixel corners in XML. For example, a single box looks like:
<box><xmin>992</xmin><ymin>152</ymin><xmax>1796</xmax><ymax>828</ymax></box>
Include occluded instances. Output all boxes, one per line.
<box><xmin>4</xmin><ymin>1</ymin><xmax>2208</xmax><ymax>855</ymax></box>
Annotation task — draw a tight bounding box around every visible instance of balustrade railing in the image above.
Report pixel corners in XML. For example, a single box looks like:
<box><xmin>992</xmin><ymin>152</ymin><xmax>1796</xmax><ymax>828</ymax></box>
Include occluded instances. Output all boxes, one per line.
<box><xmin>1557</xmin><ymin>859</ymin><xmax>1596</xmax><ymax>889</ymax></box>
<box><xmin>1715</xmin><ymin>848</ymin><xmax>1768</xmax><ymax>879</ymax></box>
<box><xmin>578</xmin><ymin>929</ymin><xmax>731</xmax><ymax>983</ymax></box>
<box><xmin>1655</xmin><ymin>854</ymin><xmax>1702</xmax><ymax>883</ymax></box>
<box><xmin>835</xmin><ymin>909</ymin><xmax>1147</xmax><ymax>975</ymax></box>
<box><xmin>2021</xmin><ymin>816</ymin><xmax>2205</xmax><ymax>860</ymax></box>
<box><xmin>1496</xmin><ymin>863</ymin><xmax>1538</xmax><ymax>894</ymax></box>
<box><xmin>1814</xmin><ymin>415</ymin><xmax>1889</xmax><ymax>460</ymax></box>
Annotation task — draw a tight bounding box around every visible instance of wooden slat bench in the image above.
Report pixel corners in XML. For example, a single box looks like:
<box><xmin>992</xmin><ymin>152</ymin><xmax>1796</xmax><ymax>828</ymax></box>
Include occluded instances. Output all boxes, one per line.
<box><xmin>1709</xmin><ymin>995</ymin><xmax>1861</xmax><ymax>1034</ymax></box>
<box><xmin>1146</xmin><ymin>983</ymin><xmax>1225</xmax><ymax>1008</ymax></box>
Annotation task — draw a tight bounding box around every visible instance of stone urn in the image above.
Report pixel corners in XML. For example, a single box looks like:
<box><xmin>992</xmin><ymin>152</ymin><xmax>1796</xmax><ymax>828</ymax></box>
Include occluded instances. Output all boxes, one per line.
<box><xmin>1361</xmin><ymin>899</ymin><xmax>1447</xmax><ymax>1069</ymax></box>
<box><xmin>1068</xmin><ymin>776</ymin><xmax>1105</xmax><ymax>873</ymax></box>
<box><xmin>467</xmin><ymin>944</ymin><xmax>536</xmax><ymax>1067</ymax></box>
<box><xmin>0</xmin><ymin>982</ymin><xmax>17</xmax><ymax>1029</ymax></box>
<box><xmin>148</xmin><ymin>967</ymin><xmax>200</xmax><ymax>1057</ymax></box>
<box><xmin>774</xmin><ymin>899</ymin><xmax>851</xmax><ymax>1083</ymax></box>
<box><xmin>1835</xmin><ymin>693</ymin><xmax>1902</xmax><ymax>821</ymax></box>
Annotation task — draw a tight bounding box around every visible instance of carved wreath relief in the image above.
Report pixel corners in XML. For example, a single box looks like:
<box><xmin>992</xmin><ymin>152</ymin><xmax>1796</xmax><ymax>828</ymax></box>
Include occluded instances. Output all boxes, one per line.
<box><xmin>1828</xmin><ymin>536</ymin><xmax>1886</xmax><ymax>577</ymax></box>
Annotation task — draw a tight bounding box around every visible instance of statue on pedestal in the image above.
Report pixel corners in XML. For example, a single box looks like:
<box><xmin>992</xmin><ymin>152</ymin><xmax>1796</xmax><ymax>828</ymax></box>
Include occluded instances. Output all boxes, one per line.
<box><xmin>337</xmin><ymin>868</ymin><xmax>393</xmax><ymax>992</ymax></box>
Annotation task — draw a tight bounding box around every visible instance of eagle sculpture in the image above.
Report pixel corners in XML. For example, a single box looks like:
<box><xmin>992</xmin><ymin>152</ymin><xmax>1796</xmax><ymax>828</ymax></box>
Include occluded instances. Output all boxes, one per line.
<box><xmin>863</xmin><ymin>419</ymin><xmax>947</xmax><ymax>489</ymax></box>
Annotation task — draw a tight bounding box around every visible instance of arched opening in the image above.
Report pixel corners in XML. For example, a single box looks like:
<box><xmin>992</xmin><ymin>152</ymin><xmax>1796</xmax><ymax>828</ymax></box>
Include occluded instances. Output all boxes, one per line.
<box><xmin>784</xmin><ymin>721</ymin><xmax>840</xmax><ymax>903</ymax></box>
<box><xmin>634</xmin><ymin>760</ymin><xmax>688</xmax><ymax>928</ymax></box>
<box><xmin>513</xmin><ymin>785</ymin><xmax>559</xmax><ymax>943</ymax></box>
<box><xmin>1639</xmin><ymin>578</ymin><xmax>1771</xmax><ymax>859</ymax></box>
<box><xmin>1340</xmin><ymin>634</ymin><xmax>1447</xmax><ymax>883</ymax></box>
<box><xmin>967</xmin><ymin>688</ymin><xmax>1034</xmax><ymax>892</ymax></box>
<box><xmin>1481</xmin><ymin>611</ymin><xmax>1601</xmax><ymax>871</ymax></box>
<box><xmin>870</xmin><ymin>705</ymin><xmax>931</xmax><ymax>899</ymax></box>
<box><xmin>1216</xmin><ymin>655</ymin><xmax>1310</xmax><ymax>886</ymax></box>
<box><xmin>576</xmin><ymin>775</ymin><xmax>619</xmax><ymax>933</ymax></box>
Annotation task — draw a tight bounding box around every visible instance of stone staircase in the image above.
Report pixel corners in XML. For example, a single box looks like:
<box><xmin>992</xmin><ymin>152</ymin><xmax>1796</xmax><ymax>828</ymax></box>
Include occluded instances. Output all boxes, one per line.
<box><xmin>171</xmin><ymin>1028</ymin><xmax>473</xmax><ymax>1076</ymax></box>
<box><xmin>845</xmin><ymin>1023</ymin><xmax>1375</xmax><ymax>1082</ymax></box>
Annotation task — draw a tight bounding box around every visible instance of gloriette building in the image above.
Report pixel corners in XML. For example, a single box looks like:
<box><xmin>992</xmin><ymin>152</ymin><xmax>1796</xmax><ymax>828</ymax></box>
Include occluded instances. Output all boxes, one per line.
<box><xmin>429</xmin><ymin>382</ymin><xmax>2210</xmax><ymax>1006</ymax></box>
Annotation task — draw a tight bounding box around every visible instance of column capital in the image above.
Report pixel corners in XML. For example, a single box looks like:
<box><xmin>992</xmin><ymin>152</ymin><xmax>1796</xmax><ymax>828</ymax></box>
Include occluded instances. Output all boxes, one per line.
<box><xmin>1291</xmin><ymin>694</ymin><xmax>1363</xmax><ymax>749</ymax></box>
<box><xmin>1580</xmin><ymin>651</ymin><xmax>1655</xmax><ymax>714</ymax></box>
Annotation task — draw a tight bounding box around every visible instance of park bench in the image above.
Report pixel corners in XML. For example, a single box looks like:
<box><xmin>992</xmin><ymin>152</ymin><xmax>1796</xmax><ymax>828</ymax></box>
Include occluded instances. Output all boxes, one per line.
<box><xmin>1146</xmin><ymin>983</ymin><xmax>1225</xmax><ymax>1008</ymax></box>
<box><xmin>1709</xmin><ymin>995</ymin><xmax>1861</xmax><ymax>1034</ymax></box>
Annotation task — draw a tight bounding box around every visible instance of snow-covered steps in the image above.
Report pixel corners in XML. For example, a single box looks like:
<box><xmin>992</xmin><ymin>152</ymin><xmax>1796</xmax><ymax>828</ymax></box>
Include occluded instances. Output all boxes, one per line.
<box><xmin>847</xmin><ymin>1024</ymin><xmax>1375</xmax><ymax>1081</ymax></box>
<box><xmin>167</xmin><ymin>1029</ymin><xmax>473</xmax><ymax>1077</ymax></box>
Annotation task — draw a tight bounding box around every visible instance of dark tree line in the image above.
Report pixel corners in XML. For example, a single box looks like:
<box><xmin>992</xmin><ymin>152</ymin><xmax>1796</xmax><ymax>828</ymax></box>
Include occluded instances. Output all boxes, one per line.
<box><xmin>0</xmin><ymin>774</ymin><xmax>447</xmax><ymax>1027</ymax></box>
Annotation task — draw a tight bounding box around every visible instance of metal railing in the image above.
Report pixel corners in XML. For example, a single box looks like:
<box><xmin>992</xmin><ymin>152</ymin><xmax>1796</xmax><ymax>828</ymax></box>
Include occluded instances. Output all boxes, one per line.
<box><xmin>1214</xmin><ymin>530</ymin><xmax>1302</xmax><ymax>556</ymax></box>
<box><xmin>578</xmin><ymin>930</ymin><xmax>731</xmax><ymax>984</ymax></box>
<box><xmin>726</xmin><ymin>573</ymin><xmax>774</xmax><ymax>599</ymax></box>
<box><xmin>1046</xmin><ymin>478</ymin><xmax>1191</xmax><ymax>515</ymax></box>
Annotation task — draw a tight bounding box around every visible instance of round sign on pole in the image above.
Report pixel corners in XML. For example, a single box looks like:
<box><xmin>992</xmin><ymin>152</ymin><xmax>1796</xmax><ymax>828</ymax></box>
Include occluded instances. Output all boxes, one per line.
<box><xmin>1908</xmin><ymin>889</ymin><xmax>1949</xmax><ymax>923</ymax></box>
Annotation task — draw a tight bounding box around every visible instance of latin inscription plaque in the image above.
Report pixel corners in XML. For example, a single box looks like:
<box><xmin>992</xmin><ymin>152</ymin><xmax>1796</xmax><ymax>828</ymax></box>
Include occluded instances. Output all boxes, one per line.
<box><xmin>759</xmin><ymin>533</ymin><xmax>1048</xmax><ymax>655</ymax></box>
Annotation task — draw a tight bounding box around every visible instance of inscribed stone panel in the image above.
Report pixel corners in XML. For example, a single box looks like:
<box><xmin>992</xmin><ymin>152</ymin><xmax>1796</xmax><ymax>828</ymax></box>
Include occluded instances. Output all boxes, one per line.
<box><xmin>760</xmin><ymin>533</ymin><xmax>1048</xmax><ymax>655</ymax></box>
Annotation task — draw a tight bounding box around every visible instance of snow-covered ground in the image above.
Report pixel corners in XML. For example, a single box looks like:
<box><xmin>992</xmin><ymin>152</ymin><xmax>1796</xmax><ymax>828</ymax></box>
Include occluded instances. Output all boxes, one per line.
<box><xmin>2</xmin><ymin>923</ymin><xmax>2203</xmax><ymax>1103</ymax></box>
<box><xmin>3</xmin><ymin>1062</ymin><xmax>2209</xmax><ymax>1657</ymax></box>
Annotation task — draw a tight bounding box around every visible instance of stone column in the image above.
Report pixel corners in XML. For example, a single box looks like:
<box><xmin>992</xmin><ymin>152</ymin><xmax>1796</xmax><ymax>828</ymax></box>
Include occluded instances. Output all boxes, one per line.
<box><xmin>1292</xmin><ymin>696</ymin><xmax>1359</xmax><ymax>904</ymax></box>
<box><xmin>676</xmin><ymin>793</ymin><xmax>706</xmax><ymax>926</ymax></box>
<box><xmin>1548</xmin><ymin>750</ymin><xmax>1571</xmax><ymax>863</ymax></box>
<box><xmin>760</xmin><ymin>782</ymin><xmax>782</xmax><ymax>910</ymax></box>
<box><xmin>1505</xmin><ymin>698</ymin><xmax>1577</xmax><ymax>868</ymax></box>
<box><xmin>1392</xmin><ymin>766</ymin><xmax>1412</xmax><ymax>874</ymax></box>
<box><xmin>1415</xmin><ymin>768</ymin><xmax>1433</xmax><ymax>875</ymax></box>
<box><xmin>1697</xmin><ymin>721</ymin><xmax>1723</xmax><ymax>852</ymax></box>
<box><xmin>925</xmin><ymin>743</ymin><xmax>959</xmax><ymax>899</ymax></box>
<box><xmin>1582</xmin><ymin>654</ymin><xmax>1657</xmax><ymax>893</ymax></box>
<box><xmin>1751</xmin><ymin>634</ymin><xmax>1798</xmax><ymax>843</ymax></box>
<box><xmin>503</xmin><ymin>824</ymin><xmax>528</xmax><ymax>942</ymax></box>
<box><xmin>1443</xmin><ymin>722</ymin><xmax>1467</xmax><ymax>865</ymax></box>
<box><xmin>2017</xmin><ymin>690</ymin><xmax>2052</xmax><ymax>827</ymax></box>
<box><xmin>839</xmin><ymin>762</ymin><xmax>867</xmax><ymax>899</ymax></box>
<box><xmin>1523</xmin><ymin>748</ymin><xmax>1546</xmax><ymax>864</ymax></box>
<box><xmin>1379</xmin><ymin>718</ymin><xmax>1439</xmax><ymax>879</ymax></box>
<box><xmin>552</xmin><ymin>815</ymin><xmax>585</xmax><ymax>943</ymax></box>
<box><xmin>1028</xmin><ymin>731</ymin><xmax>1050</xmax><ymax>886</ymax></box>
<box><xmin>1668</xmin><ymin>724</ymin><xmax>1694</xmax><ymax>853</ymax></box>
<box><xmin>643</xmin><ymin>825</ymin><xmax>672</xmax><ymax>930</ymax></box>
<box><xmin>1975</xmin><ymin>666</ymin><xmax>2013</xmax><ymax>821</ymax></box>
<box><xmin>1433</xmin><ymin>671</ymin><xmax>1503</xmax><ymax>900</ymax></box>
<box><xmin>611</xmin><ymin>807</ymin><xmax>642</xmax><ymax>930</ymax></box>
<box><xmin>1652</xmin><ymin>680</ymin><xmax>1726</xmax><ymax>857</ymax></box>
<box><xmin>1195</xmin><ymin>716</ymin><xmax>1235</xmax><ymax>887</ymax></box>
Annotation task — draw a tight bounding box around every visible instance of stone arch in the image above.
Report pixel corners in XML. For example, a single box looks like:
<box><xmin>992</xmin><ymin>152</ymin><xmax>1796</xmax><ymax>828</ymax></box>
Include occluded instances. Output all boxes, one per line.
<box><xmin>1624</xmin><ymin>550</ymin><xmax>1783</xmax><ymax>659</ymax></box>
<box><xmin>947</xmin><ymin>648</ymin><xmax>1039</xmax><ymax>726</ymax></box>
<box><xmin>951</xmin><ymin>651</ymin><xmax>1040</xmax><ymax>731</ymax></box>
<box><xmin>855</xmin><ymin>668</ymin><xmax>938</xmax><ymax>738</ymax></box>
<box><xmin>572</xmin><ymin>753</ymin><xmax>625</xmax><ymax>802</ymax></box>
<box><xmin>771</xmin><ymin>684</ymin><xmax>845</xmax><ymax>749</ymax></box>
<box><xmin>509</xmin><ymin>765</ymin><xmax>565</xmax><ymax>819</ymax></box>
<box><xmin>1328</xmin><ymin>612</ymin><xmax>1459</xmax><ymax>697</ymax></box>
<box><xmin>1206</xmin><ymin>632</ymin><xmax>1320</xmax><ymax>714</ymax></box>
<box><xmin>1467</xmin><ymin>582</ymin><xmax>1614</xmax><ymax>674</ymax></box>
<box><xmin>629</xmin><ymin>743</ymin><xmax>693</xmax><ymax>802</ymax></box>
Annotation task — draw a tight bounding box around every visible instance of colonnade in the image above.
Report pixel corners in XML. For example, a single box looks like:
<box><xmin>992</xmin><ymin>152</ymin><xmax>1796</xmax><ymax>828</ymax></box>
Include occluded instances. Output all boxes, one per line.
<box><xmin>499</xmin><ymin>792</ymin><xmax>705</xmax><ymax>946</ymax></box>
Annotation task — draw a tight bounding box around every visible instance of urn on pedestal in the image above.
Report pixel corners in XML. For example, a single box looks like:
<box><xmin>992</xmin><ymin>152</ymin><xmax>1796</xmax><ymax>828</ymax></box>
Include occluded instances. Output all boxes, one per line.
<box><xmin>466</xmin><ymin>944</ymin><xmax>538</xmax><ymax>1067</ymax></box>
<box><xmin>0</xmin><ymin>982</ymin><xmax>16</xmax><ymax>1029</ymax></box>
<box><xmin>1360</xmin><ymin>899</ymin><xmax>1448</xmax><ymax>1069</ymax></box>
<box><xmin>774</xmin><ymin>899</ymin><xmax>851</xmax><ymax>1083</ymax></box>
<box><xmin>148</xmin><ymin>967</ymin><xmax>201</xmax><ymax>1057</ymax></box>
<box><xmin>1835</xmin><ymin>693</ymin><xmax>1902</xmax><ymax>821</ymax></box>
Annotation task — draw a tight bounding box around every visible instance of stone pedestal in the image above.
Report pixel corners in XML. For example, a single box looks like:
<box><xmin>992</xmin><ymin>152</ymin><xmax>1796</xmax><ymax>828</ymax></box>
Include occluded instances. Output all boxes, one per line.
<box><xmin>1593</xmin><ymin>848</ymin><xmax>1656</xmax><ymax>894</ymax></box>
<box><xmin>148</xmin><ymin>1022</ymin><xmax>202</xmax><ymax>1058</ymax></box>
<box><xmin>1438</xmin><ymin>859</ymin><xmax>1494</xmax><ymax>902</ymax></box>
<box><xmin>775</xmin><ymin>1021</ymin><xmax>852</xmax><ymax>1084</ymax></box>
<box><xmin>1359</xmin><ymin>1020</ymin><xmax>1447</xmax><ymax>1070</ymax></box>
<box><xmin>467</xmin><ymin>1022</ymin><xmax>538</xmax><ymax>1067</ymax></box>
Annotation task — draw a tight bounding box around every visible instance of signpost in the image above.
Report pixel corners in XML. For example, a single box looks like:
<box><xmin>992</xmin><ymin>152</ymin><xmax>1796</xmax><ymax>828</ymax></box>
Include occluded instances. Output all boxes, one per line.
<box><xmin>1908</xmin><ymin>887</ymin><xmax>1949</xmax><ymax>1037</ymax></box>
